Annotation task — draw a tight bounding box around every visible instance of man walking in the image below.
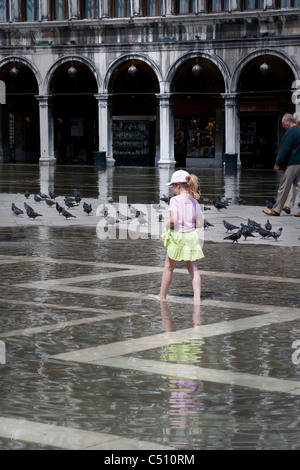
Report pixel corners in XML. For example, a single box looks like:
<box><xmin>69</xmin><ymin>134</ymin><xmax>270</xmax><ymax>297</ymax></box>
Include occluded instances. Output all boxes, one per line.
<box><xmin>263</xmin><ymin>113</ymin><xmax>300</xmax><ymax>216</ymax></box>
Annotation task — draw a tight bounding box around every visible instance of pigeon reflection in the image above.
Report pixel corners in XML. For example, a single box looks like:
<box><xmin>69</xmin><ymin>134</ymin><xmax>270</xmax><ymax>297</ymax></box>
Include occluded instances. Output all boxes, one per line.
<box><xmin>159</xmin><ymin>301</ymin><xmax>204</xmax><ymax>431</ymax></box>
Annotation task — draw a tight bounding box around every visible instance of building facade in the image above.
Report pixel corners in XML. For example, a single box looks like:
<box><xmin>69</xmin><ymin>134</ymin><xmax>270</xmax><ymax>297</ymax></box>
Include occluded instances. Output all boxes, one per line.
<box><xmin>0</xmin><ymin>0</ymin><xmax>299</xmax><ymax>168</ymax></box>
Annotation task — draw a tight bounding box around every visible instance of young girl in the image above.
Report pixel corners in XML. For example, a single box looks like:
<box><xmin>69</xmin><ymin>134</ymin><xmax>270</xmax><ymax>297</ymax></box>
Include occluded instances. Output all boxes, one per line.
<box><xmin>157</xmin><ymin>169</ymin><xmax>204</xmax><ymax>303</ymax></box>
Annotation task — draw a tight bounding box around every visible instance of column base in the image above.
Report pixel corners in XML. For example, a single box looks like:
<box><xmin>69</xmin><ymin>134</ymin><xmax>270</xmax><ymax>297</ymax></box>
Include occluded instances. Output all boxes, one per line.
<box><xmin>158</xmin><ymin>159</ymin><xmax>176</xmax><ymax>169</ymax></box>
<box><xmin>106</xmin><ymin>156</ymin><xmax>115</xmax><ymax>167</ymax></box>
<box><xmin>39</xmin><ymin>156</ymin><xmax>56</xmax><ymax>166</ymax></box>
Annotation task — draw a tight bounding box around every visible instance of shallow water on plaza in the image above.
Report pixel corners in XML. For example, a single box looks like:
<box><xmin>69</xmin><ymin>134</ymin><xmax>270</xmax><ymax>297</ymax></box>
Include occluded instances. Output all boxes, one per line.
<box><xmin>0</xmin><ymin>164</ymin><xmax>300</xmax><ymax>450</ymax></box>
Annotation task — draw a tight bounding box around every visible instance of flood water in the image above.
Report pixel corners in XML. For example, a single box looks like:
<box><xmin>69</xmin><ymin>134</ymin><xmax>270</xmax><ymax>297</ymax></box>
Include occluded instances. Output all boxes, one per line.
<box><xmin>0</xmin><ymin>164</ymin><xmax>300</xmax><ymax>450</ymax></box>
<box><xmin>0</xmin><ymin>163</ymin><xmax>283</xmax><ymax>205</ymax></box>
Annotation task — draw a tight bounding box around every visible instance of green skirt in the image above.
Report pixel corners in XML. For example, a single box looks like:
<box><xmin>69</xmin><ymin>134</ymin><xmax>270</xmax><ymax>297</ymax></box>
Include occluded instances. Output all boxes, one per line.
<box><xmin>161</xmin><ymin>228</ymin><xmax>204</xmax><ymax>262</ymax></box>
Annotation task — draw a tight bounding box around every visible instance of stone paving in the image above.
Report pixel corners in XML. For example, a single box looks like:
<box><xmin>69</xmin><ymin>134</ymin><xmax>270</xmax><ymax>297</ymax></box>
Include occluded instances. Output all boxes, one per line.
<box><xmin>0</xmin><ymin>188</ymin><xmax>300</xmax><ymax>450</ymax></box>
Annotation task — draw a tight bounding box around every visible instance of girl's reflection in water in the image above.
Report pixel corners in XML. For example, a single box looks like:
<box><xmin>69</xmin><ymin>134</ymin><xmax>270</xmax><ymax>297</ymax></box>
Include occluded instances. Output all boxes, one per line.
<box><xmin>159</xmin><ymin>301</ymin><xmax>205</xmax><ymax>436</ymax></box>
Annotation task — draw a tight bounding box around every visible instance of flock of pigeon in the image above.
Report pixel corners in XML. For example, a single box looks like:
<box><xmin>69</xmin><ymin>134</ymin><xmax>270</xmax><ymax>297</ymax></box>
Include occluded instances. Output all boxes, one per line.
<box><xmin>11</xmin><ymin>189</ymin><xmax>287</xmax><ymax>243</ymax></box>
<box><xmin>11</xmin><ymin>188</ymin><xmax>92</xmax><ymax>220</ymax></box>
<box><xmin>194</xmin><ymin>194</ymin><xmax>284</xmax><ymax>243</ymax></box>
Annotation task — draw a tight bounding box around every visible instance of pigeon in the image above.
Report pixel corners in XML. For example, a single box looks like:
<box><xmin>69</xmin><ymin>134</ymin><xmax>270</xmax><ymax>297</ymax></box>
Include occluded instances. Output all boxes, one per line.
<box><xmin>24</xmin><ymin>190</ymin><xmax>30</xmax><ymax>199</ymax></box>
<box><xmin>104</xmin><ymin>212</ymin><xmax>118</xmax><ymax>225</ymax></box>
<box><xmin>49</xmin><ymin>191</ymin><xmax>57</xmax><ymax>199</ymax></box>
<box><xmin>204</xmin><ymin>219</ymin><xmax>214</xmax><ymax>229</ymax></box>
<box><xmin>258</xmin><ymin>227</ymin><xmax>272</xmax><ymax>239</ymax></box>
<box><xmin>116</xmin><ymin>210</ymin><xmax>131</xmax><ymax>222</ymax></box>
<box><xmin>107</xmin><ymin>194</ymin><xmax>115</xmax><ymax>204</ymax></box>
<box><xmin>128</xmin><ymin>204</ymin><xmax>146</xmax><ymax>217</ymax></box>
<box><xmin>25</xmin><ymin>206</ymin><xmax>43</xmax><ymax>219</ymax></box>
<box><xmin>200</xmin><ymin>196</ymin><xmax>212</xmax><ymax>205</ymax></box>
<box><xmin>83</xmin><ymin>202</ymin><xmax>92</xmax><ymax>215</ymax></box>
<box><xmin>24</xmin><ymin>202</ymin><xmax>34</xmax><ymax>212</ymax></box>
<box><xmin>157</xmin><ymin>212</ymin><xmax>164</xmax><ymax>222</ymax></box>
<box><xmin>265</xmin><ymin>200</ymin><xmax>274</xmax><ymax>209</ymax></box>
<box><xmin>56</xmin><ymin>202</ymin><xmax>64</xmax><ymax>215</ymax></box>
<box><xmin>160</xmin><ymin>194</ymin><xmax>171</xmax><ymax>205</ymax></box>
<box><xmin>223</xmin><ymin>220</ymin><xmax>239</xmax><ymax>232</ymax></box>
<box><xmin>224</xmin><ymin>230</ymin><xmax>242</xmax><ymax>243</ymax></box>
<box><xmin>247</xmin><ymin>218</ymin><xmax>261</xmax><ymax>232</ymax></box>
<box><xmin>45</xmin><ymin>198</ymin><xmax>56</xmax><ymax>207</ymax></box>
<box><xmin>136</xmin><ymin>214</ymin><xmax>148</xmax><ymax>225</ymax></box>
<box><xmin>34</xmin><ymin>194</ymin><xmax>42</xmax><ymax>203</ymax></box>
<box><xmin>64</xmin><ymin>198</ymin><xmax>79</xmax><ymax>209</ymax></box>
<box><xmin>74</xmin><ymin>188</ymin><xmax>82</xmax><ymax>198</ymax></box>
<box><xmin>218</xmin><ymin>196</ymin><xmax>232</xmax><ymax>204</ymax></box>
<box><xmin>265</xmin><ymin>220</ymin><xmax>272</xmax><ymax>231</ymax></box>
<box><xmin>39</xmin><ymin>192</ymin><xmax>48</xmax><ymax>199</ymax></box>
<box><xmin>11</xmin><ymin>203</ymin><xmax>23</xmax><ymax>216</ymax></box>
<box><xmin>240</xmin><ymin>223</ymin><xmax>255</xmax><ymax>241</ymax></box>
<box><xmin>267</xmin><ymin>227</ymin><xmax>283</xmax><ymax>241</ymax></box>
<box><xmin>97</xmin><ymin>204</ymin><xmax>108</xmax><ymax>216</ymax></box>
<box><xmin>236</xmin><ymin>197</ymin><xmax>247</xmax><ymax>205</ymax></box>
<box><xmin>213</xmin><ymin>200</ymin><xmax>227</xmax><ymax>211</ymax></box>
<box><xmin>75</xmin><ymin>194</ymin><xmax>82</xmax><ymax>204</ymax></box>
<box><xmin>62</xmin><ymin>208</ymin><xmax>76</xmax><ymax>219</ymax></box>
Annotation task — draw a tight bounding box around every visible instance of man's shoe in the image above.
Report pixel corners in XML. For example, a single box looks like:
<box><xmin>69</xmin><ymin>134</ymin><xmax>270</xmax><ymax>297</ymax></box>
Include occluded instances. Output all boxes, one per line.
<box><xmin>294</xmin><ymin>212</ymin><xmax>300</xmax><ymax>217</ymax></box>
<box><xmin>262</xmin><ymin>208</ymin><xmax>280</xmax><ymax>216</ymax></box>
<box><xmin>282</xmin><ymin>206</ymin><xmax>291</xmax><ymax>214</ymax></box>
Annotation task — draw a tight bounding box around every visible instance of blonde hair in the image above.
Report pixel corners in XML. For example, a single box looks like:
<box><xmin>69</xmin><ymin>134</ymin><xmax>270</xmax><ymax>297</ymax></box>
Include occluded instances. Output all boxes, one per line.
<box><xmin>180</xmin><ymin>174</ymin><xmax>200</xmax><ymax>200</ymax></box>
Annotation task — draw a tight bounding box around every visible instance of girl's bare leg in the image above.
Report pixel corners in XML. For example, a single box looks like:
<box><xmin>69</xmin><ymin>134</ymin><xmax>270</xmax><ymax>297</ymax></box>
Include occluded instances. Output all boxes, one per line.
<box><xmin>186</xmin><ymin>261</ymin><xmax>201</xmax><ymax>302</ymax></box>
<box><xmin>157</xmin><ymin>255</ymin><xmax>177</xmax><ymax>301</ymax></box>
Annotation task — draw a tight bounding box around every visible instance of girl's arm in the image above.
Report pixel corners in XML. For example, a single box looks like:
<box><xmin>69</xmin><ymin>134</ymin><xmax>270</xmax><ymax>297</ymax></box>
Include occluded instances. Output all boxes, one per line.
<box><xmin>166</xmin><ymin>210</ymin><xmax>177</xmax><ymax>230</ymax></box>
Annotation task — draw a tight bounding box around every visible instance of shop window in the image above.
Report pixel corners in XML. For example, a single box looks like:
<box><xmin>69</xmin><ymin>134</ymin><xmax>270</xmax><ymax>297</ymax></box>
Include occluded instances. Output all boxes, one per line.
<box><xmin>80</xmin><ymin>0</ymin><xmax>99</xmax><ymax>18</ymax></box>
<box><xmin>21</xmin><ymin>0</ymin><xmax>40</xmax><ymax>21</ymax></box>
<box><xmin>143</xmin><ymin>0</ymin><xmax>163</xmax><ymax>16</ymax></box>
<box><xmin>113</xmin><ymin>0</ymin><xmax>131</xmax><ymax>17</ymax></box>
<box><xmin>175</xmin><ymin>117</ymin><xmax>215</xmax><ymax>159</ymax></box>
<box><xmin>242</xmin><ymin>0</ymin><xmax>264</xmax><ymax>9</ymax></box>
<box><xmin>0</xmin><ymin>0</ymin><xmax>9</xmax><ymax>22</ymax></box>
<box><xmin>50</xmin><ymin>0</ymin><xmax>69</xmax><ymax>20</ymax></box>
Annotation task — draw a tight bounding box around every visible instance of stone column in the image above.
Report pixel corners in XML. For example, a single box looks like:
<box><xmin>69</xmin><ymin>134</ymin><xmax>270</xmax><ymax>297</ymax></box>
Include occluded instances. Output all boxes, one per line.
<box><xmin>292</xmin><ymin>79</ymin><xmax>300</xmax><ymax>113</ymax></box>
<box><xmin>264</xmin><ymin>0</ymin><xmax>274</xmax><ymax>9</ymax></box>
<box><xmin>12</xmin><ymin>0</ymin><xmax>21</xmax><ymax>21</ymax></box>
<box><xmin>41</xmin><ymin>0</ymin><xmax>49</xmax><ymax>20</ymax></box>
<box><xmin>69</xmin><ymin>0</ymin><xmax>78</xmax><ymax>19</ymax></box>
<box><xmin>222</xmin><ymin>93</ymin><xmax>240</xmax><ymax>163</ymax></box>
<box><xmin>95</xmin><ymin>94</ymin><xmax>115</xmax><ymax>166</ymax></box>
<box><xmin>165</xmin><ymin>0</ymin><xmax>172</xmax><ymax>16</ymax></box>
<box><xmin>157</xmin><ymin>93</ymin><xmax>176</xmax><ymax>168</ymax></box>
<box><xmin>100</xmin><ymin>0</ymin><xmax>109</xmax><ymax>17</ymax></box>
<box><xmin>132</xmin><ymin>0</ymin><xmax>141</xmax><ymax>16</ymax></box>
<box><xmin>36</xmin><ymin>95</ymin><xmax>56</xmax><ymax>166</ymax></box>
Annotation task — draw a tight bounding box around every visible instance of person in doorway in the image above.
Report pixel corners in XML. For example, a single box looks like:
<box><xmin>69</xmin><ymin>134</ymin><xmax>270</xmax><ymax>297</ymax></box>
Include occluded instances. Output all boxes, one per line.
<box><xmin>282</xmin><ymin>112</ymin><xmax>300</xmax><ymax>216</ymax></box>
<box><xmin>157</xmin><ymin>170</ymin><xmax>204</xmax><ymax>303</ymax></box>
<box><xmin>262</xmin><ymin>113</ymin><xmax>300</xmax><ymax>216</ymax></box>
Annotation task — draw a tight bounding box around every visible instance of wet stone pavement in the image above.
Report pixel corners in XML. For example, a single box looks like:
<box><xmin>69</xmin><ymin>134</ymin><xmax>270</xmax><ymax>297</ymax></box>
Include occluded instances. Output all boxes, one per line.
<box><xmin>0</xmin><ymin>164</ymin><xmax>300</xmax><ymax>450</ymax></box>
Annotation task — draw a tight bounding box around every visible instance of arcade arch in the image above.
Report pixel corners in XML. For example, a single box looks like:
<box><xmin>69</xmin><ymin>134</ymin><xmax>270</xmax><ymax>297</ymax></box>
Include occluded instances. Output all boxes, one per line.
<box><xmin>235</xmin><ymin>52</ymin><xmax>296</xmax><ymax>168</ymax></box>
<box><xmin>0</xmin><ymin>58</ymin><xmax>40</xmax><ymax>163</ymax></box>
